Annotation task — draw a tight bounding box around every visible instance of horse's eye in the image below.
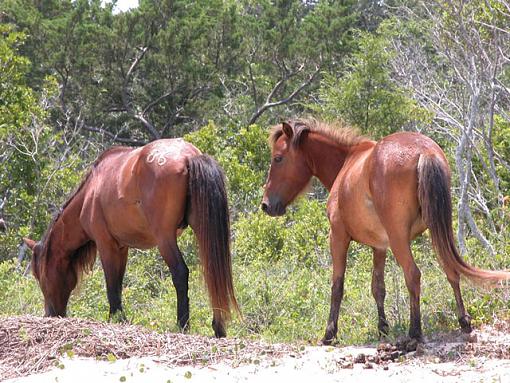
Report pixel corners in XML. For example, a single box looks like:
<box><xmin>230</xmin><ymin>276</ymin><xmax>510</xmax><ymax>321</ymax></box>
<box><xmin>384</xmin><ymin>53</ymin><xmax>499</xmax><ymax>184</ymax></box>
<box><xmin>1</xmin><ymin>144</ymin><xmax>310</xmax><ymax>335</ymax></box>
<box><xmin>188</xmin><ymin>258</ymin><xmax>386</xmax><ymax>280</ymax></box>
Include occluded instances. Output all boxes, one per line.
<box><xmin>274</xmin><ymin>156</ymin><xmax>283</xmax><ymax>163</ymax></box>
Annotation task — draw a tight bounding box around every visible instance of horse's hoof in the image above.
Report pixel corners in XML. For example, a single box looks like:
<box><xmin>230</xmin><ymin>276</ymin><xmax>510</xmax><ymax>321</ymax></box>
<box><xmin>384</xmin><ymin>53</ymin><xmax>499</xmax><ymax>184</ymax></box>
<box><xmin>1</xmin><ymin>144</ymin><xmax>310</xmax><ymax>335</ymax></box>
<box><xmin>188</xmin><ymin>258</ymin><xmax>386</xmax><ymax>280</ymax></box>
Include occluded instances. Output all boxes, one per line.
<box><xmin>378</xmin><ymin>319</ymin><xmax>390</xmax><ymax>338</ymax></box>
<box><xmin>322</xmin><ymin>323</ymin><xmax>337</xmax><ymax>346</ymax></box>
<box><xmin>109</xmin><ymin>311</ymin><xmax>127</xmax><ymax>323</ymax></box>
<box><xmin>408</xmin><ymin>321</ymin><xmax>423</xmax><ymax>343</ymax></box>
<box><xmin>214</xmin><ymin>330</ymin><xmax>226</xmax><ymax>338</ymax></box>
<box><xmin>213</xmin><ymin>327</ymin><xmax>226</xmax><ymax>338</ymax></box>
<box><xmin>321</xmin><ymin>333</ymin><xmax>336</xmax><ymax>346</ymax></box>
<box><xmin>408</xmin><ymin>331</ymin><xmax>423</xmax><ymax>344</ymax></box>
<box><xmin>396</xmin><ymin>336</ymin><xmax>423</xmax><ymax>352</ymax></box>
<box><xmin>178</xmin><ymin>321</ymin><xmax>190</xmax><ymax>334</ymax></box>
<box><xmin>403</xmin><ymin>338</ymin><xmax>419</xmax><ymax>352</ymax></box>
<box><xmin>459</xmin><ymin>315</ymin><xmax>472</xmax><ymax>333</ymax></box>
<box><xmin>212</xmin><ymin>319</ymin><xmax>226</xmax><ymax>338</ymax></box>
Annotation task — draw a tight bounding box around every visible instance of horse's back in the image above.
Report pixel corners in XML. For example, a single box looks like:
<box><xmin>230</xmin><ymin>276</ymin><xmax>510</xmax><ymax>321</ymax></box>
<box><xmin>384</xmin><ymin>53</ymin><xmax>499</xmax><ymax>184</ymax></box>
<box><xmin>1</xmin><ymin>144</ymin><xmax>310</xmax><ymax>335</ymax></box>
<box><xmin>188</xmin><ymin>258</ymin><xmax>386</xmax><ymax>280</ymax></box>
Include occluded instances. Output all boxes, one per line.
<box><xmin>82</xmin><ymin>139</ymin><xmax>200</xmax><ymax>248</ymax></box>
<box><xmin>373</xmin><ymin>132</ymin><xmax>447</xmax><ymax>167</ymax></box>
<box><xmin>330</xmin><ymin>131</ymin><xmax>447</xmax><ymax>247</ymax></box>
<box><xmin>369</xmin><ymin>132</ymin><xmax>449</xmax><ymax>193</ymax></box>
<box><xmin>137</xmin><ymin>138</ymin><xmax>201</xmax><ymax>177</ymax></box>
<box><xmin>369</xmin><ymin>132</ymin><xmax>448</xmax><ymax>238</ymax></box>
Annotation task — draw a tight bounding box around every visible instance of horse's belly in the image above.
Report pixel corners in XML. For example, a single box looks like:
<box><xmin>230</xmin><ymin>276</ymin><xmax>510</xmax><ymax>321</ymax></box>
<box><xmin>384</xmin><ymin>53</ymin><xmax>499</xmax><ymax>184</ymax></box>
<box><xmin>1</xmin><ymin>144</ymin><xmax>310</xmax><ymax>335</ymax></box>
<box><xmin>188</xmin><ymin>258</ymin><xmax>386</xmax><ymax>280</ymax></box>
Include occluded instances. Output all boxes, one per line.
<box><xmin>105</xmin><ymin>201</ymin><xmax>158</xmax><ymax>249</ymax></box>
<box><xmin>343</xmin><ymin>195</ymin><xmax>389</xmax><ymax>249</ymax></box>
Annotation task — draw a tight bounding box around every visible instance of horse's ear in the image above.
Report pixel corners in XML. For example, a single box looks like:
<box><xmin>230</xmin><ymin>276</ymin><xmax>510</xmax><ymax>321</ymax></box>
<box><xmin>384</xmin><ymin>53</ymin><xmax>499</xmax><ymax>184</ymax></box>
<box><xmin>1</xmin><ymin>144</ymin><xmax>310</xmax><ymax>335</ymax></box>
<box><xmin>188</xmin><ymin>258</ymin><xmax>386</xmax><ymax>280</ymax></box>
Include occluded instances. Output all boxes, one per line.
<box><xmin>23</xmin><ymin>238</ymin><xmax>37</xmax><ymax>250</ymax></box>
<box><xmin>282</xmin><ymin>121</ymin><xmax>294</xmax><ymax>139</ymax></box>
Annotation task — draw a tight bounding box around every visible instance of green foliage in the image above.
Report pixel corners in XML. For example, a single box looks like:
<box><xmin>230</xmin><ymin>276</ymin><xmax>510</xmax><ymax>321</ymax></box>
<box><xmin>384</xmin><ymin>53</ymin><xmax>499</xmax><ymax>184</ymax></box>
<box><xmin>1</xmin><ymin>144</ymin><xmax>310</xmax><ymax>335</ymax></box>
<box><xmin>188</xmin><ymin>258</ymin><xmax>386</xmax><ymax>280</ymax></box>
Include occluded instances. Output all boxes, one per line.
<box><xmin>1</xmin><ymin>0</ymin><xmax>362</xmax><ymax>138</ymax></box>
<box><xmin>315</xmin><ymin>23</ymin><xmax>431</xmax><ymax>137</ymax></box>
<box><xmin>0</xmin><ymin>24</ymin><xmax>90</xmax><ymax>260</ymax></box>
<box><xmin>185</xmin><ymin>122</ymin><xmax>270</xmax><ymax>213</ymax></box>
<box><xmin>234</xmin><ymin>199</ymin><xmax>330</xmax><ymax>268</ymax></box>
<box><xmin>3</xmin><ymin>235</ymin><xmax>510</xmax><ymax>344</ymax></box>
<box><xmin>0</xmin><ymin>260</ymin><xmax>42</xmax><ymax>315</ymax></box>
<box><xmin>0</xmin><ymin>25</ymin><xmax>35</xmax><ymax>139</ymax></box>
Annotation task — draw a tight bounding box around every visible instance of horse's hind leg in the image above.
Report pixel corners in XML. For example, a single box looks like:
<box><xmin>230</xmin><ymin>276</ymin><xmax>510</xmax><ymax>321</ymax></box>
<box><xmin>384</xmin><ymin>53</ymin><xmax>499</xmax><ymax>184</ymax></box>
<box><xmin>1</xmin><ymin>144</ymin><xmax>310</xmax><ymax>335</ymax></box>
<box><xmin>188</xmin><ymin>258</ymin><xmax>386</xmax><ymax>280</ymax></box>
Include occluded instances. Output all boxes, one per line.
<box><xmin>388</xmin><ymin>237</ymin><xmax>423</xmax><ymax>341</ymax></box>
<box><xmin>98</xmin><ymin>243</ymin><xmax>128</xmax><ymax>321</ymax></box>
<box><xmin>372</xmin><ymin>248</ymin><xmax>389</xmax><ymax>337</ymax></box>
<box><xmin>322</xmin><ymin>225</ymin><xmax>351</xmax><ymax>345</ymax></box>
<box><xmin>158</xmin><ymin>238</ymin><xmax>190</xmax><ymax>332</ymax></box>
<box><xmin>443</xmin><ymin>267</ymin><xmax>472</xmax><ymax>333</ymax></box>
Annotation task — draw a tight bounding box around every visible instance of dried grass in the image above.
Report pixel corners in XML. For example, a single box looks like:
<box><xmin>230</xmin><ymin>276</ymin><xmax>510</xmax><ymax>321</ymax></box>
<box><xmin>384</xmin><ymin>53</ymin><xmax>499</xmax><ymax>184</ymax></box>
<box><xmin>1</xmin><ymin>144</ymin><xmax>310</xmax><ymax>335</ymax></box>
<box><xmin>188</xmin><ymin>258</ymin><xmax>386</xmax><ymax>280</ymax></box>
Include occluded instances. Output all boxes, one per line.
<box><xmin>0</xmin><ymin>315</ymin><xmax>296</xmax><ymax>380</ymax></box>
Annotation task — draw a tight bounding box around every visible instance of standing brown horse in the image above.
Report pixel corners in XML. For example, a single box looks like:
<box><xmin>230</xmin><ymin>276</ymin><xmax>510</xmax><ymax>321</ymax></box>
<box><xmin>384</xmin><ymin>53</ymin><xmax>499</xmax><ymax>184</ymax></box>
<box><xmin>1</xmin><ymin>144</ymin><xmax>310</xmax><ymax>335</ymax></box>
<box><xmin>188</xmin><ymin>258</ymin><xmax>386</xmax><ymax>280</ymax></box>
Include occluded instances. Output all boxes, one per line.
<box><xmin>23</xmin><ymin>138</ymin><xmax>238</xmax><ymax>337</ymax></box>
<box><xmin>262</xmin><ymin>119</ymin><xmax>510</xmax><ymax>344</ymax></box>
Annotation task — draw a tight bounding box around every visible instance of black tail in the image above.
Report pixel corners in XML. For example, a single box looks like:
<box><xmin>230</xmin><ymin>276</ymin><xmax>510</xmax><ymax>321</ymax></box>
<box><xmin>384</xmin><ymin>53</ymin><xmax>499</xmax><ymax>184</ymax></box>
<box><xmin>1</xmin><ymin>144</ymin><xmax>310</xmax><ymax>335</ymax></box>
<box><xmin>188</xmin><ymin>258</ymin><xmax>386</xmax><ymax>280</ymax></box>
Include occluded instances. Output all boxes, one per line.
<box><xmin>417</xmin><ymin>155</ymin><xmax>510</xmax><ymax>286</ymax></box>
<box><xmin>187</xmin><ymin>155</ymin><xmax>239</xmax><ymax>325</ymax></box>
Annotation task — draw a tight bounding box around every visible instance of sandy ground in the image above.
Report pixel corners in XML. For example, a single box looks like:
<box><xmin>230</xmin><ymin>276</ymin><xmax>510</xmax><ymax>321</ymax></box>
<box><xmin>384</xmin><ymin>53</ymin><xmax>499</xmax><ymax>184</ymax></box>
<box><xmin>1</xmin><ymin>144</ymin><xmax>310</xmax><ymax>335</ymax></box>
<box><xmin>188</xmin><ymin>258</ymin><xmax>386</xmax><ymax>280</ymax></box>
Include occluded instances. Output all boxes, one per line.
<box><xmin>3</xmin><ymin>316</ymin><xmax>510</xmax><ymax>383</ymax></box>
<box><xmin>6</xmin><ymin>337</ymin><xmax>510</xmax><ymax>383</ymax></box>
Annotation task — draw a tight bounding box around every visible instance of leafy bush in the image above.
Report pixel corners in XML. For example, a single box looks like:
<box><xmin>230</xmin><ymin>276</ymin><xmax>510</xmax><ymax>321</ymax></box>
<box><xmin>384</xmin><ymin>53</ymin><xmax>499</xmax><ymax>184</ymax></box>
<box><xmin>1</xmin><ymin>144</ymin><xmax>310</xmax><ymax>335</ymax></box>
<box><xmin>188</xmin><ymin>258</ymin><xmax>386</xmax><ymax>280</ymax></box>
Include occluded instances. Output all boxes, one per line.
<box><xmin>185</xmin><ymin>122</ymin><xmax>270</xmax><ymax>214</ymax></box>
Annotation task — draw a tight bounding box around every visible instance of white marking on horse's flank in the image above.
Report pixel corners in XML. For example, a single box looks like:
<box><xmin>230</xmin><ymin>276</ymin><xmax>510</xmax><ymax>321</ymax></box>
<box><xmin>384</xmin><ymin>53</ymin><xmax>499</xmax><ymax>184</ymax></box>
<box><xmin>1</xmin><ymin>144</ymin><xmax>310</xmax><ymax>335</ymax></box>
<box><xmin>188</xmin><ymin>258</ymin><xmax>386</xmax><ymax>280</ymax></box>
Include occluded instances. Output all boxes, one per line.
<box><xmin>146</xmin><ymin>146</ymin><xmax>183</xmax><ymax>166</ymax></box>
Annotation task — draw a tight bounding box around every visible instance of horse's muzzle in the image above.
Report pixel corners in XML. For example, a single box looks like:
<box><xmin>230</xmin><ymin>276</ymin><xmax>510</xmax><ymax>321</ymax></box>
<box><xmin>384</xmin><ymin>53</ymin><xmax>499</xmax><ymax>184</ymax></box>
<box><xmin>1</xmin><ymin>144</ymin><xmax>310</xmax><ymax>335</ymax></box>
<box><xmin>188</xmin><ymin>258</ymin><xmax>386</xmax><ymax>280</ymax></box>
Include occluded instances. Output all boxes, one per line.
<box><xmin>261</xmin><ymin>200</ymin><xmax>286</xmax><ymax>217</ymax></box>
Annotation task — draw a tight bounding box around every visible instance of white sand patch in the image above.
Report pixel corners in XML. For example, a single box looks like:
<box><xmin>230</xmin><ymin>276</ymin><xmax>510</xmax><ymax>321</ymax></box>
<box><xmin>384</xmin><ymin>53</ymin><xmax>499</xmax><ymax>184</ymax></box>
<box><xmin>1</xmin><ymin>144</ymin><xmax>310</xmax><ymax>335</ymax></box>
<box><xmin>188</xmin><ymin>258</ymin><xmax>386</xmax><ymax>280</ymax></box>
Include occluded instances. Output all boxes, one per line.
<box><xmin>6</xmin><ymin>344</ymin><xmax>510</xmax><ymax>383</ymax></box>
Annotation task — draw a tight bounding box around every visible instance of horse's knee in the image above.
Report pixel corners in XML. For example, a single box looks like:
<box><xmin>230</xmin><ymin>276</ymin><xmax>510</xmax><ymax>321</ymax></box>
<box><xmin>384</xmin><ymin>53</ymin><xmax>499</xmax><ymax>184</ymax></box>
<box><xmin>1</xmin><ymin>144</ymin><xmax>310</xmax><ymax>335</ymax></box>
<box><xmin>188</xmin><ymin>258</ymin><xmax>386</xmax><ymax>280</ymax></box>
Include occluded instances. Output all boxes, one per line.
<box><xmin>403</xmin><ymin>264</ymin><xmax>421</xmax><ymax>296</ymax></box>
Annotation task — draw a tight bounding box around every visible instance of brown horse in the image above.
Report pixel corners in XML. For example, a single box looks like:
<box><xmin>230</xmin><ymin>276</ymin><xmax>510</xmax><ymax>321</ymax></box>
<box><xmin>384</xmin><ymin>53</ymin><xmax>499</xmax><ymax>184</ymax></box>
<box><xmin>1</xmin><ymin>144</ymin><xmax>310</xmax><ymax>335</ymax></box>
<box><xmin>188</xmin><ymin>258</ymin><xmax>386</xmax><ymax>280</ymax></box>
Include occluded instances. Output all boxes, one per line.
<box><xmin>23</xmin><ymin>138</ymin><xmax>238</xmax><ymax>337</ymax></box>
<box><xmin>262</xmin><ymin>119</ymin><xmax>510</xmax><ymax>344</ymax></box>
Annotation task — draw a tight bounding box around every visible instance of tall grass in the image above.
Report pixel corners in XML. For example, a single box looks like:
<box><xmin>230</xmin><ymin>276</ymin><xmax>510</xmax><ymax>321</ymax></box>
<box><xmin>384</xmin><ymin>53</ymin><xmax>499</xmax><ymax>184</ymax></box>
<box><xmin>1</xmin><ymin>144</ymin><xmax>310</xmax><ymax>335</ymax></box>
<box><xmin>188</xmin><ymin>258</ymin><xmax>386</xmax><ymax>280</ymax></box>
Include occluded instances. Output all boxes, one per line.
<box><xmin>1</xmin><ymin>209</ymin><xmax>508</xmax><ymax>345</ymax></box>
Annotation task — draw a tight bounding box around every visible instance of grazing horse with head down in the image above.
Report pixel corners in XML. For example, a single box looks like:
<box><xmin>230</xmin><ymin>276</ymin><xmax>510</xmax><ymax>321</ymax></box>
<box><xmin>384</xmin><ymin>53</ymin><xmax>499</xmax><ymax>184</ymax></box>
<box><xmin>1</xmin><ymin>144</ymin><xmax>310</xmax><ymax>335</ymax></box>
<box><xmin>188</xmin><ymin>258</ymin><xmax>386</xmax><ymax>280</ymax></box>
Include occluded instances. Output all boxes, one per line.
<box><xmin>262</xmin><ymin>119</ymin><xmax>510</xmax><ymax>344</ymax></box>
<box><xmin>24</xmin><ymin>138</ymin><xmax>238</xmax><ymax>337</ymax></box>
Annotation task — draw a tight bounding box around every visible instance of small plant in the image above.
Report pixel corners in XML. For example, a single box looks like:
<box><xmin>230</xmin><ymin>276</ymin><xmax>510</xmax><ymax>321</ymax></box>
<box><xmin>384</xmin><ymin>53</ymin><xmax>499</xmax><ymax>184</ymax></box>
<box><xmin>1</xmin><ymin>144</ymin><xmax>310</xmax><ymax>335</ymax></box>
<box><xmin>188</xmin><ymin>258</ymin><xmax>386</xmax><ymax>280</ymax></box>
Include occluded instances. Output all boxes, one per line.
<box><xmin>106</xmin><ymin>353</ymin><xmax>117</xmax><ymax>363</ymax></box>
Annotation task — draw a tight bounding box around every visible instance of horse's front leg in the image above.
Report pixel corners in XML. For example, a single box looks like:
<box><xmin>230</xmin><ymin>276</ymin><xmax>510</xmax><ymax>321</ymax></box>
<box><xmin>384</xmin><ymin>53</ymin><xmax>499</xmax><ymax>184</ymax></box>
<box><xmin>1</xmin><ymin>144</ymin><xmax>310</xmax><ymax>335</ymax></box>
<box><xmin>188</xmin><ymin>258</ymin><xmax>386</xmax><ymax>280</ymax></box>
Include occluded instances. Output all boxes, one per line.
<box><xmin>372</xmin><ymin>248</ymin><xmax>389</xmax><ymax>337</ymax></box>
<box><xmin>97</xmin><ymin>242</ymin><xmax>128</xmax><ymax>322</ymax></box>
<box><xmin>322</xmin><ymin>225</ymin><xmax>351</xmax><ymax>345</ymax></box>
<box><xmin>159</xmin><ymin>239</ymin><xmax>190</xmax><ymax>332</ymax></box>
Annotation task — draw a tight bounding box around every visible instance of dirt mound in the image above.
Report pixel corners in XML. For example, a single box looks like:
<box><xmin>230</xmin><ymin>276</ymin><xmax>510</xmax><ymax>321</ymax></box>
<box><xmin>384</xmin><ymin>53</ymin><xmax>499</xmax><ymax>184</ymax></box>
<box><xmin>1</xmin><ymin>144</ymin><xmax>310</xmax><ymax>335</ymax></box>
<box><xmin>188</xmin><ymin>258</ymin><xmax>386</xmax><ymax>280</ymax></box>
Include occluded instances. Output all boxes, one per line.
<box><xmin>0</xmin><ymin>315</ymin><xmax>295</xmax><ymax>380</ymax></box>
<box><xmin>2</xmin><ymin>316</ymin><xmax>510</xmax><ymax>382</ymax></box>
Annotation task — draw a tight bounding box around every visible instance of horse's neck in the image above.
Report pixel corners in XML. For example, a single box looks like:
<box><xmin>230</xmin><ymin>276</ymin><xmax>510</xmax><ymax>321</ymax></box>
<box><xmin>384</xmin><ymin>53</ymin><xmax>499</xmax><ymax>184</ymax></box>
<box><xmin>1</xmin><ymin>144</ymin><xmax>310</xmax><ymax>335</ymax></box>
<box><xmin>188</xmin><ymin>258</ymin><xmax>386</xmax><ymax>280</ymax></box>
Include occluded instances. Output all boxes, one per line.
<box><xmin>46</xmin><ymin>193</ymin><xmax>89</xmax><ymax>257</ymax></box>
<box><xmin>302</xmin><ymin>134</ymin><xmax>351</xmax><ymax>191</ymax></box>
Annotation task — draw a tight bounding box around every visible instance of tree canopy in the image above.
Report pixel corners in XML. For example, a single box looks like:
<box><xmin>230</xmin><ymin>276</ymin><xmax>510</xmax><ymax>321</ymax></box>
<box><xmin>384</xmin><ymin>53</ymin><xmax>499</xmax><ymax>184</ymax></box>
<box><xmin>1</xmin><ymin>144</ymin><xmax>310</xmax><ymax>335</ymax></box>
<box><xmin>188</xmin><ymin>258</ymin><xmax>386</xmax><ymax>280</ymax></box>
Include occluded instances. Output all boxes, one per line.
<box><xmin>1</xmin><ymin>0</ymin><xmax>509</xmax><ymax>262</ymax></box>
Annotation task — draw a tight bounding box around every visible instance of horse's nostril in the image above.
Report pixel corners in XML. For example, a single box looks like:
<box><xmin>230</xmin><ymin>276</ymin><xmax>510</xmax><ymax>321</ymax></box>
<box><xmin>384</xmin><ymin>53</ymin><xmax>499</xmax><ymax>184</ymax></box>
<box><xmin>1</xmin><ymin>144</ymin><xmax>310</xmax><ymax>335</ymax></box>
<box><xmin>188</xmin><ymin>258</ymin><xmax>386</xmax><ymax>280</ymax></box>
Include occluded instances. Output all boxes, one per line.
<box><xmin>261</xmin><ymin>202</ymin><xmax>268</xmax><ymax>212</ymax></box>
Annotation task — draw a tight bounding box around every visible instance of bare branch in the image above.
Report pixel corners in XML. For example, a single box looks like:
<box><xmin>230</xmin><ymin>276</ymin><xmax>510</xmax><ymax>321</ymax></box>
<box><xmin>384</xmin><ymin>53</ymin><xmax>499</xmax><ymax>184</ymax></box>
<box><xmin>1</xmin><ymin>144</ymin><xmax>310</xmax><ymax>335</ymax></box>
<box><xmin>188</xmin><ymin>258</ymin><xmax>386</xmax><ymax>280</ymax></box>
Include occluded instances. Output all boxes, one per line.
<box><xmin>120</xmin><ymin>46</ymin><xmax>161</xmax><ymax>140</ymax></box>
<box><xmin>81</xmin><ymin>124</ymin><xmax>147</xmax><ymax>146</ymax></box>
<box><xmin>248</xmin><ymin>63</ymin><xmax>321</xmax><ymax>125</ymax></box>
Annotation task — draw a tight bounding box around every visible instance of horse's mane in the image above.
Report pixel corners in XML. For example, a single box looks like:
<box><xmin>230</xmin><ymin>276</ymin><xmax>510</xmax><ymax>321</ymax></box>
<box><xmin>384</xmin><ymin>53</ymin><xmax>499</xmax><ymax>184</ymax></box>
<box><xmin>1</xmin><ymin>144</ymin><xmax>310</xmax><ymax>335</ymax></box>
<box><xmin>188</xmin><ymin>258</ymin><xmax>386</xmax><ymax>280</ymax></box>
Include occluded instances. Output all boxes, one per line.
<box><xmin>36</xmin><ymin>146</ymin><xmax>132</xmax><ymax>280</ymax></box>
<box><xmin>270</xmin><ymin>118</ymin><xmax>369</xmax><ymax>148</ymax></box>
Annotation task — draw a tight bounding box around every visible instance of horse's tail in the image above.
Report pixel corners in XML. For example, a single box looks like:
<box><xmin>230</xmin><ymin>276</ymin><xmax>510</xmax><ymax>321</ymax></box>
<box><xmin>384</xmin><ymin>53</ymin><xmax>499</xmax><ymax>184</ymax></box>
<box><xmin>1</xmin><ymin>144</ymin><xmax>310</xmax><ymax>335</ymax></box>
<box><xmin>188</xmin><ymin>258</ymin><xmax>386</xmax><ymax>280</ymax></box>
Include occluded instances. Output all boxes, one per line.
<box><xmin>187</xmin><ymin>154</ymin><xmax>239</xmax><ymax>324</ymax></box>
<box><xmin>417</xmin><ymin>154</ymin><xmax>510</xmax><ymax>286</ymax></box>
<box><xmin>71</xmin><ymin>241</ymin><xmax>97</xmax><ymax>284</ymax></box>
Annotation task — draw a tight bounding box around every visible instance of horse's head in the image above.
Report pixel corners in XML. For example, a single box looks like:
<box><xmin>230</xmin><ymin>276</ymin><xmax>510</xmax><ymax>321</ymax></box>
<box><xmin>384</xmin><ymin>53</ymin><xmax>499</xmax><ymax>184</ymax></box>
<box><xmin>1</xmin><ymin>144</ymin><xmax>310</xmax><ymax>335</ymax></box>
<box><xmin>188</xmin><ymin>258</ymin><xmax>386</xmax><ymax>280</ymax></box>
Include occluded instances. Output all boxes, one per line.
<box><xmin>23</xmin><ymin>237</ymin><xmax>61</xmax><ymax>316</ymax></box>
<box><xmin>261</xmin><ymin>121</ymin><xmax>313</xmax><ymax>216</ymax></box>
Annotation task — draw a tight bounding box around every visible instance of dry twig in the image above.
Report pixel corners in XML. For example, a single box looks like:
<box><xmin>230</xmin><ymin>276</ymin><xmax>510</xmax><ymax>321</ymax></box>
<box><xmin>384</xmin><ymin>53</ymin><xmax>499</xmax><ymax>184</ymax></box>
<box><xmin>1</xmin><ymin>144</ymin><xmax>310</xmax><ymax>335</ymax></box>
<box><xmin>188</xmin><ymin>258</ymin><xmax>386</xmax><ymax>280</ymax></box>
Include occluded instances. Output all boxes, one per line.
<box><xmin>0</xmin><ymin>315</ymin><xmax>295</xmax><ymax>380</ymax></box>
